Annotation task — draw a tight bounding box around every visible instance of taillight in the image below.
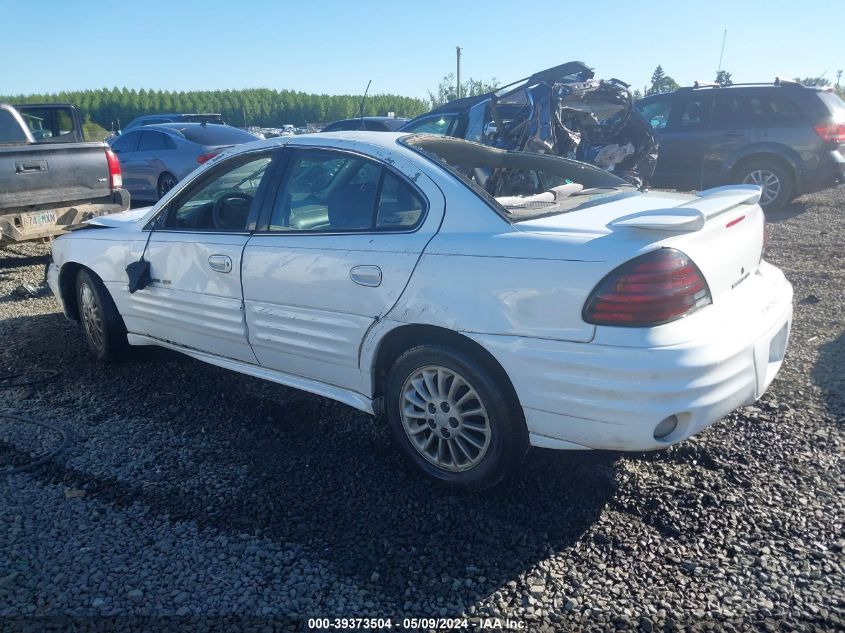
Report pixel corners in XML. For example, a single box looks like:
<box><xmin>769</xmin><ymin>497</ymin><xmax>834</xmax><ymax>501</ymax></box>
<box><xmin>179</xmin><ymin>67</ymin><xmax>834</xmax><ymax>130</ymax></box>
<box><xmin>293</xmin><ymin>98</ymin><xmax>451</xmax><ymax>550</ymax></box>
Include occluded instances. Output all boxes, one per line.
<box><xmin>583</xmin><ymin>248</ymin><xmax>712</xmax><ymax>327</ymax></box>
<box><xmin>197</xmin><ymin>152</ymin><xmax>218</xmax><ymax>164</ymax></box>
<box><xmin>814</xmin><ymin>123</ymin><xmax>845</xmax><ymax>143</ymax></box>
<box><xmin>105</xmin><ymin>149</ymin><xmax>122</xmax><ymax>189</ymax></box>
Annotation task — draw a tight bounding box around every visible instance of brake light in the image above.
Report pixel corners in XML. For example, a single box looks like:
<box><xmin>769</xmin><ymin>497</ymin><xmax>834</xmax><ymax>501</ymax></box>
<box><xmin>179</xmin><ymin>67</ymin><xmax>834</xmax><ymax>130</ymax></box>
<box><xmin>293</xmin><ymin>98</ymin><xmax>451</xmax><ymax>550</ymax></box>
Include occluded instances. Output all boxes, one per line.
<box><xmin>583</xmin><ymin>249</ymin><xmax>712</xmax><ymax>327</ymax></box>
<box><xmin>197</xmin><ymin>152</ymin><xmax>218</xmax><ymax>164</ymax></box>
<box><xmin>105</xmin><ymin>149</ymin><xmax>122</xmax><ymax>189</ymax></box>
<box><xmin>814</xmin><ymin>123</ymin><xmax>845</xmax><ymax>143</ymax></box>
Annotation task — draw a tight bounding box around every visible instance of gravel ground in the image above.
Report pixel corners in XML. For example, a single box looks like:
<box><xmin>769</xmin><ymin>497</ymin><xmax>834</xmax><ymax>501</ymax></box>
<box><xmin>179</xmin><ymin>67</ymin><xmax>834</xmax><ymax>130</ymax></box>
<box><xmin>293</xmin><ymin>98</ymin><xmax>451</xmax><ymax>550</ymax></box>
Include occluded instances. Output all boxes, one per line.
<box><xmin>0</xmin><ymin>187</ymin><xmax>843</xmax><ymax>632</ymax></box>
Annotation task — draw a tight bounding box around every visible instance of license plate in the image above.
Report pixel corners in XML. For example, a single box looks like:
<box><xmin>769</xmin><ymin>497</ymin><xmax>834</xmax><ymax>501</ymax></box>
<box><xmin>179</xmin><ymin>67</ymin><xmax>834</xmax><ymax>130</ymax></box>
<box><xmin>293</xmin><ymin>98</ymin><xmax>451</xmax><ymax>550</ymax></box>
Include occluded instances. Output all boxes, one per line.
<box><xmin>768</xmin><ymin>322</ymin><xmax>788</xmax><ymax>363</ymax></box>
<box><xmin>21</xmin><ymin>210</ymin><xmax>56</xmax><ymax>230</ymax></box>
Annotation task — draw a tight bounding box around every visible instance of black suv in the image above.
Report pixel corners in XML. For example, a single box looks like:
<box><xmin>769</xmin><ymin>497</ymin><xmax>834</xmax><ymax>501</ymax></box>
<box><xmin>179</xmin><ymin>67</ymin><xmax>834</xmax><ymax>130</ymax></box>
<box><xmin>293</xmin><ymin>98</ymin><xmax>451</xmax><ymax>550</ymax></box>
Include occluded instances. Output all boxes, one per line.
<box><xmin>635</xmin><ymin>82</ymin><xmax>845</xmax><ymax>210</ymax></box>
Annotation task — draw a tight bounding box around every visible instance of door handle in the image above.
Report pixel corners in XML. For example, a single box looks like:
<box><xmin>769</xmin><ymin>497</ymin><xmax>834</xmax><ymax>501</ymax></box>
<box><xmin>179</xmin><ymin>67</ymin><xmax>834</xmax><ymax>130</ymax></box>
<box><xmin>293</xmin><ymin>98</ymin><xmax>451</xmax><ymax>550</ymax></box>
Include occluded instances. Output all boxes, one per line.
<box><xmin>350</xmin><ymin>265</ymin><xmax>382</xmax><ymax>287</ymax></box>
<box><xmin>15</xmin><ymin>161</ymin><xmax>47</xmax><ymax>173</ymax></box>
<box><xmin>208</xmin><ymin>254</ymin><xmax>233</xmax><ymax>273</ymax></box>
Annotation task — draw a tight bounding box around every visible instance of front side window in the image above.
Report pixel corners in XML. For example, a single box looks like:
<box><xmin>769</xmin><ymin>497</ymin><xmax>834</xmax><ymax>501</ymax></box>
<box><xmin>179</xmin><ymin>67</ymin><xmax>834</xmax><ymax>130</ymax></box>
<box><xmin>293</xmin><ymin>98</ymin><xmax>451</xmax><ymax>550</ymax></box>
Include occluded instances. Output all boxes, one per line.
<box><xmin>637</xmin><ymin>99</ymin><xmax>672</xmax><ymax>130</ymax></box>
<box><xmin>402</xmin><ymin>114</ymin><xmax>457</xmax><ymax>135</ymax></box>
<box><xmin>675</xmin><ymin>97</ymin><xmax>712</xmax><ymax>129</ymax></box>
<box><xmin>267</xmin><ymin>150</ymin><xmax>424</xmax><ymax>232</ymax></box>
<box><xmin>163</xmin><ymin>154</ymin><xmax>272</xmax><ymax>231</ymax></box>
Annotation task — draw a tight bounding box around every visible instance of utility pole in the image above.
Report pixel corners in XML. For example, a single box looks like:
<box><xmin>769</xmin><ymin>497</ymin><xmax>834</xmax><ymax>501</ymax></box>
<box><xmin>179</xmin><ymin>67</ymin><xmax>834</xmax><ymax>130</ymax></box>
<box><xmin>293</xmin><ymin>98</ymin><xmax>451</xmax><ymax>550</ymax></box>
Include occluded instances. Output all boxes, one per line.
<box><xmin>837</xmin><ymin>69</ymin><xmax>843</xmax><ymax>89</ymax></box>
<box><xmin>456</xmin><ymin>46</ymin><xmax>462</xmax><ymax>99</ymax></box>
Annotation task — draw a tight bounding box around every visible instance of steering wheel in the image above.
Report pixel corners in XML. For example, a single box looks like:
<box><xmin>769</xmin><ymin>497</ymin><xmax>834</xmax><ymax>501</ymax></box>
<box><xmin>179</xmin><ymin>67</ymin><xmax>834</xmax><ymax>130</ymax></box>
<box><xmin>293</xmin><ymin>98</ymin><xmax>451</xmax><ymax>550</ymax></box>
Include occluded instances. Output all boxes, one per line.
<box><xmin>212</xmin><ymin>192</ymin><xmax>253</xmax><ymax>230</ymax></box>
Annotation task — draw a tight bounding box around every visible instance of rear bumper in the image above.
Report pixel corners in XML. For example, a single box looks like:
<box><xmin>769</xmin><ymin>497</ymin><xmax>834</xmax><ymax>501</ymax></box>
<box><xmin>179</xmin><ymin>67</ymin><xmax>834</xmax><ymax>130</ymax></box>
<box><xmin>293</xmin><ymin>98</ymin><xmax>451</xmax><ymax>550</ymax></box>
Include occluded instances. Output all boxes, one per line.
<box><xmin>0</xmin><ymin>190</ymin><xmax>129</xmax><ymax>245</ymax></box>
<box><xmin>798</xmin><ymin>150</ymin><xmax>845</xmax><ymax>194</ymax></box>
<box><xmin>470</xmin><ymin>262</ymin><xmax>793</xmax><ymax>451</ymax></box>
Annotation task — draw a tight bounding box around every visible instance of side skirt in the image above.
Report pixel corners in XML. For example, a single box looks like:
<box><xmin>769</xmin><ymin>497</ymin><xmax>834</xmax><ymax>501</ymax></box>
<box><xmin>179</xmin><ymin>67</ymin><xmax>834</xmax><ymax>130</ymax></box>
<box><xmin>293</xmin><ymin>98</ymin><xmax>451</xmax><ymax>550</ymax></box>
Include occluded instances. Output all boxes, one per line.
<box><xmin>126</xmin><ymin>333</ymin><xmax>375</xmax><ymax>415</ymax></box>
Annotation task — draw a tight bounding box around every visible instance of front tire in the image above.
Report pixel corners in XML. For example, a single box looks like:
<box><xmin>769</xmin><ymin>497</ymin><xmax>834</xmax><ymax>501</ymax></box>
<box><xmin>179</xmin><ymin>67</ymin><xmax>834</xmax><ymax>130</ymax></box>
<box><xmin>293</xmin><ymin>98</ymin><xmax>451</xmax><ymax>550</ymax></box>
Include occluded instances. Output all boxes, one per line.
<box><xmin>386</xmin><ymin>344</ymin><xmax>526</xmax><ymax>491</ymax></box>
<box><xmin>76</xmin><ymin>269</ymin><xmax>127</xmax><ymax>363</ymax></box>
<box><xmin>738</xmin><ymin>159</ymin><xmax>793</xmax><ymax>212</ymax></box>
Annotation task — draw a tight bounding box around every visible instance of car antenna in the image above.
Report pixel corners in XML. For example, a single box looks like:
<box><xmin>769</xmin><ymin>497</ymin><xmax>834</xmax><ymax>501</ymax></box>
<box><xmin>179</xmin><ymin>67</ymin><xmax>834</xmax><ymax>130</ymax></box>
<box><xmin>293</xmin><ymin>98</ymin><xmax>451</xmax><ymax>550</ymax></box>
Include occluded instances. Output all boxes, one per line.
<box><xmin>359</xmin><ymin>79</ymin><xmax>372</xmax><ymax>127</ymax></box>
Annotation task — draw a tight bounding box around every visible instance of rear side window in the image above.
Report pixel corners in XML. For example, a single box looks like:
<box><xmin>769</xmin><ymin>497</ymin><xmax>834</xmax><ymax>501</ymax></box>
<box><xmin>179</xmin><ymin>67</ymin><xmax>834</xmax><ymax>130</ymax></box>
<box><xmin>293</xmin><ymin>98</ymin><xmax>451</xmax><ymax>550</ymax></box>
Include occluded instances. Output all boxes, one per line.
<box><xmin>745</xmin><ymin>96</ymin><xmax>802</xmax><ymax>124</ymax></box>
<box><xmin>138</xmin><ymin>131</ymin><xmax>166</xmax><ymax>151</ymax></box>
<box><xmin>0</xmin><ymin>109</ymin><xmax>28</xmax><ymax>143</ymax></box>
<box><xmin>267</xmin><ymin>150</ymin><xmax>424</xmax><ymax>232</ymax></box>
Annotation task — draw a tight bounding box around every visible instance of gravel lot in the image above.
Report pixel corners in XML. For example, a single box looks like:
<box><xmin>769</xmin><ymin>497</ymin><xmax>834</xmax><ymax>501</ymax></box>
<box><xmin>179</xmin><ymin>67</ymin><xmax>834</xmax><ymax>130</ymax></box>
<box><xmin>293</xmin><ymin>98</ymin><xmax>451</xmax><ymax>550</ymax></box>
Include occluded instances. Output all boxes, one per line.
<box><xmin>0</xmin><ymin>187</ymin><xmax>843</xmax><ymax>632</ymax></box>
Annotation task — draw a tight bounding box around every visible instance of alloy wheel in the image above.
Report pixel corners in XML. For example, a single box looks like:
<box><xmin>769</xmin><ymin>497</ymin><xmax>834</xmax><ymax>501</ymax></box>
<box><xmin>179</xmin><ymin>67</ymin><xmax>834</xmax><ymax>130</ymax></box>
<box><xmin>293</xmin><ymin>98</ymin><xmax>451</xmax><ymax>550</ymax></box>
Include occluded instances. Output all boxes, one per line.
<box><xmin>158</xmin><ymin>174</ymin><xmax>177</xmax><ymax>199</ymax></box>
<box><xmin>80</xmin><ymin>282</ymin><xmax>105</xmax><ymax>352</ymax></box>
<box><xmin>743</xmin><ymin>169</ymin><xmax>781</xmax><ymax>207</ymax></box>
<box><xmin>399</xmin><ymin>365</ymin><xmax>492</xmax><ymax>472</ymax></box>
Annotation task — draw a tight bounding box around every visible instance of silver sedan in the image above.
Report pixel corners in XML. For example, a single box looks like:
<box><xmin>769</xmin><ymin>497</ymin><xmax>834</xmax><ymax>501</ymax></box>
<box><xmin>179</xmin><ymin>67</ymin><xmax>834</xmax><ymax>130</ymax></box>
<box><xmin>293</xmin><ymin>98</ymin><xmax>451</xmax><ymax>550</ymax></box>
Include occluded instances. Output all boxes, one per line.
<box><xmin>108</xmin><ymin>123</ymin><xmax>257</xmax><ymax>202</ymax></box>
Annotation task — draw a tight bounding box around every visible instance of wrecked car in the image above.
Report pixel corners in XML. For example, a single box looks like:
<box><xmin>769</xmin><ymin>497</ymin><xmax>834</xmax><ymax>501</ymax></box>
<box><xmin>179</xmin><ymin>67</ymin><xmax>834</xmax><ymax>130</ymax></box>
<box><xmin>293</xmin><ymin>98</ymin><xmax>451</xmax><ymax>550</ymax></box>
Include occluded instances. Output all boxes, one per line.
<box><xmin>400</xmin><ymin>61</ymin><xmax>658</xmax><ymax>187</ymax></box>
<box><xmin>48</xmin><ymin>132</ymin><xmax>791</xmax><ymax>490</ymax></box>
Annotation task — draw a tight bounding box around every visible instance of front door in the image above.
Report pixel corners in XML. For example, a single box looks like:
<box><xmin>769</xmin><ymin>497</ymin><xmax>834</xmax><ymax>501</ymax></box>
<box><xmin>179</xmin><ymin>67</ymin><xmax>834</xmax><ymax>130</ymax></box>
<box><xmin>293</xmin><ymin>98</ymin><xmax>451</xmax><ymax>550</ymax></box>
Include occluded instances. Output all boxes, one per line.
<box><xmin>241</xmin><ymin>146</ymin><xmax>445</xmax><ymax>394</ymax></box>
<box><xmin>124</xmin><ymin>150</ymin><xmax>277</xmax><ymax>363</ymax></box>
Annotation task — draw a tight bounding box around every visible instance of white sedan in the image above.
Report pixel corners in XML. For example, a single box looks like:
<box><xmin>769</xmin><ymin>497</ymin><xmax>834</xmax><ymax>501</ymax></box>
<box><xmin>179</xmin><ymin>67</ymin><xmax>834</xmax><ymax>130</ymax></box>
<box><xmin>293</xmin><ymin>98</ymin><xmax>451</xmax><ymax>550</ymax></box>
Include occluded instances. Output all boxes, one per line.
<box><xmin>47</xmin><ymin>132</ymin><xmax>793</xmax><ymax>490</ymax></box>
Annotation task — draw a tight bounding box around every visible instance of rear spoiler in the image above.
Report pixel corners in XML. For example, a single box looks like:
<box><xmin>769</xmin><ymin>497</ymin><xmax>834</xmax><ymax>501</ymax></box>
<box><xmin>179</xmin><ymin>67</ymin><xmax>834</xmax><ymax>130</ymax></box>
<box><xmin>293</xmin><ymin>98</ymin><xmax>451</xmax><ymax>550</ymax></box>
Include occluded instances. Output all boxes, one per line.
<box><xmin>609</xmin><ymin>185</ymin><xmax>762</xmax><ymax>232</ymax></box>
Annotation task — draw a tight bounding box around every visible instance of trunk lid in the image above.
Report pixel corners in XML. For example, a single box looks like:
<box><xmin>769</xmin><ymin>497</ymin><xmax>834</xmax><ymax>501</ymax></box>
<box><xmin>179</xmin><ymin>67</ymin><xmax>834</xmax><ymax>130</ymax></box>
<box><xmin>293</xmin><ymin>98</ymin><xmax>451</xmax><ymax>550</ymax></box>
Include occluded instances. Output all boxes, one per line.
<box><xmin>514</xmin><ymin>185</ymin><xmax>765</xmax><ymax>304</ymax></box>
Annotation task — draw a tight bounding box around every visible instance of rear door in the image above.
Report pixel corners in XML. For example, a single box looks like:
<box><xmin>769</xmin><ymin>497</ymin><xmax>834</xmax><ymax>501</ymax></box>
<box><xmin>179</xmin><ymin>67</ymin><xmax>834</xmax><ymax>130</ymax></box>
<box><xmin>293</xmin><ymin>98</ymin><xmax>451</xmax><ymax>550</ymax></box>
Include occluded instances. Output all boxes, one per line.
<box><xmin>241</xmin><ymin>146</ymin><xmax>445</xmax><ymax>394</ymax></box>
<box><xmin>125</xmin><ymin>150</ymin><xmax>277</xmax><ymax>362</ymax></box>
<box><xmin>703</xmin><ymin>93</ymin><xmax>749</xmax><ymax>186</ymax></box>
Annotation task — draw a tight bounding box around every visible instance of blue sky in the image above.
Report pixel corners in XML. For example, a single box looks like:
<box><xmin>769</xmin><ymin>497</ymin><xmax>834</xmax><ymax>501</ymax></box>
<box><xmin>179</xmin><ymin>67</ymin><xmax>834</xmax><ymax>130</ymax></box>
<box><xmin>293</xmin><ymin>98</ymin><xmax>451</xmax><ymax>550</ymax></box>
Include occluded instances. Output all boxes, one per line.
<box><xmin>2</xmin><ymin>0</ymin><xmax>842</xmax><ymax>99</ymax></box>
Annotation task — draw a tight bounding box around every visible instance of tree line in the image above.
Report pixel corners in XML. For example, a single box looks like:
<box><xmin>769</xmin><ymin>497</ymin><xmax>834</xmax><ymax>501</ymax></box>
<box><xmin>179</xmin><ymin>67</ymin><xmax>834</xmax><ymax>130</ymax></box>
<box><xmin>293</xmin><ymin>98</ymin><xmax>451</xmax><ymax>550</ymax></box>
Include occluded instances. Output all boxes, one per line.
<box><xmin>0</xmin><ymin>87</ymin><xmax>430</xmax><ymax>131</ymax></box>
<box><xmin>638</xmin><ymin>65</ymin><xmax>845</xmax><ymax>98</ymax></box>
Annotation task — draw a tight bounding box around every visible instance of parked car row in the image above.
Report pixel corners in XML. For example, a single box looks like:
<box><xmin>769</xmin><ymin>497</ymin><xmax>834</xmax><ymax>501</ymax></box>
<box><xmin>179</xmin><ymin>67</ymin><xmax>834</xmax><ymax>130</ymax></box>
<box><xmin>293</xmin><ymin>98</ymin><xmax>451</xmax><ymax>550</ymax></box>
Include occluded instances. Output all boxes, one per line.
<box><xmin>108</xmin><ymin>123</ymin><xmax>257</xmax><ymax>202</ymax></box>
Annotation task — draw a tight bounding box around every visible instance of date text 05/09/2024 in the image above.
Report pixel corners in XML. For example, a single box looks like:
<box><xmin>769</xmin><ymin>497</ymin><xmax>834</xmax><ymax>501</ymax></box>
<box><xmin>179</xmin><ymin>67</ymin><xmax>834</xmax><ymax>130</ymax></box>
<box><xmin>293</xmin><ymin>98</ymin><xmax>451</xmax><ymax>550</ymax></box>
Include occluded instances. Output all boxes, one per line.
<box><xmin>306</xmin><ymin>617</ymin><xmax>528</xmax><ymax>630</ymax></box>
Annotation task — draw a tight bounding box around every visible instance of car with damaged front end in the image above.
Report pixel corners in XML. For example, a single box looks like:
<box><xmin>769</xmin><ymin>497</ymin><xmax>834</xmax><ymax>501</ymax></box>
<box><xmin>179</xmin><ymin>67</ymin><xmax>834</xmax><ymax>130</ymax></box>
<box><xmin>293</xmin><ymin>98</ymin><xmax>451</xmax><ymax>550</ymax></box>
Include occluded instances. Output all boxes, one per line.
<box><xmin>46</xmin><ymin>131</ymin><xmax>792</xmax><ymax>490</ymax></box>
<box><xmin>400</xmin><ymin>61</ymin><xmax>658</xmax><ymax>188</ymax></box>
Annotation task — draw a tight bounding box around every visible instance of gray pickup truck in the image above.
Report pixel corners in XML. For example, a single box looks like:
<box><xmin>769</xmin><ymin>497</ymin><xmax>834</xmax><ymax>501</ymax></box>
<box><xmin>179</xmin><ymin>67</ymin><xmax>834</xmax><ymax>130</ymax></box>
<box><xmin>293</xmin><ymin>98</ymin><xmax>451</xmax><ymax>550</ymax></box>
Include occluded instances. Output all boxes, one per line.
<box><xmin>0</xmin><ymin>103</ymin><xmax>129</xmax><ymax>245</ymax></box>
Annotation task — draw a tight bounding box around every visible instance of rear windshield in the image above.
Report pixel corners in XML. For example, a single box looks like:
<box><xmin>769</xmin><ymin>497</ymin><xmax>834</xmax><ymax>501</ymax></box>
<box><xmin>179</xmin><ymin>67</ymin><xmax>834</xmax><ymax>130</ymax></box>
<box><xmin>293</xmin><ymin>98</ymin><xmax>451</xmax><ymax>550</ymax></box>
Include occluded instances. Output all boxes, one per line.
<box><xmin>818</xmin><ymin>92</ymin><xmax>845</xmax><ymax>122</ymax></box>
<box><xmin>401</xmin><ymin>134</ymin><xmax>635</xmax><ymax>222</ymax></box>
<box><xmin>180</xmin><ymin>125</ymin><xmax>256</xmax><ymax>146</ymax></box>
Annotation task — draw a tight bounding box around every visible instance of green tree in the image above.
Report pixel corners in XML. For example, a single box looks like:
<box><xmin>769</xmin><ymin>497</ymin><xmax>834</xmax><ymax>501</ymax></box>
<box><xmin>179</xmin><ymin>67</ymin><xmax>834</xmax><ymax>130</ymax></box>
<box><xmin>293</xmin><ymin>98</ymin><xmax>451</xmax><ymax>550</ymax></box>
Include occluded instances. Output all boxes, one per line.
<box><xmin>715</xmin><ymin>70</ymin><xmax>733</xmax><ymax>86</ymax></box>
<box><xmin>427</xmin><ymin>73</ymin><xmax>497</xmax><ymax>108</ymax></box>
<box><xmin>646</xmin><ymin>65</ymin><xmax>680</xmax><ymax>95</ymax></box>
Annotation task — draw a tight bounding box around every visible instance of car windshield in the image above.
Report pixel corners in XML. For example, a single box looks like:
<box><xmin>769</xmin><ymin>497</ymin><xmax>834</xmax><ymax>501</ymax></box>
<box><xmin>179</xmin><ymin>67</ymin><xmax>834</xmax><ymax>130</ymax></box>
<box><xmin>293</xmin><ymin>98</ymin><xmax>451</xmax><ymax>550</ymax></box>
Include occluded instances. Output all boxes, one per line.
<box><xmin>401</xmin><ymin>134</ymin><xmax>635</xmax><ymax>222</ymax></box>
<box><xmin>179</xmin><ymin>124</ymin><xmax>256</xmax><ymax>146</ymax></box>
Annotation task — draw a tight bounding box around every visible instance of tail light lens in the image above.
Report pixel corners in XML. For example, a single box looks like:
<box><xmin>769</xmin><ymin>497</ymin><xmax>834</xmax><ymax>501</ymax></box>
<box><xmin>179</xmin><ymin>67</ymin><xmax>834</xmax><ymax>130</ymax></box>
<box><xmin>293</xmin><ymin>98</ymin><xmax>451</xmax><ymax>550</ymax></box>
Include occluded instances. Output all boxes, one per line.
<box><xmin>105</xmin><ymin>149</ymin><xmax>122</xmax><ymax>189</ymax></box>
<box><xmin>814</xmin><ymin>123</ymin><xmax>845</xmax><ymax>143</ymax></box>
<box><xmin>197</xmin><ymin>152</ymin><xmax>218</xmax><ymax>164</ymax></box>
<box><xmin>583</xmin><ymin>248</ymin><xmax>712</xmax><ymax>327</ymax></box>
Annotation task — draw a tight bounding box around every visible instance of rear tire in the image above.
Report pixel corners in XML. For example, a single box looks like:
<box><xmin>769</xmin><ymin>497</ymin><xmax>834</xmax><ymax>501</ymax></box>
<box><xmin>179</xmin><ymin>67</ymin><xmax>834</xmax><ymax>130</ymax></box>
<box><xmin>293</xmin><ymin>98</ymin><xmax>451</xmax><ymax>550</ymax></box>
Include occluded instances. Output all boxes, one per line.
<box><xmin>157</xmin><ymin>172</ymin><xmax>178</xmax><ymax>200</ymax></box>
<box><xmin>76</xmin><ymin>269</ymin><xmax>127</xmax><ymax>363</ymax></box>
<box><xmin>737</xmin><ymin>159</ymin><xmax>793</xmax><ymax>212</ymax></box>
<box><xmin>386</xmin><ymin>344</ymin><xmax>526</xmax><ymax>491</ymax></box>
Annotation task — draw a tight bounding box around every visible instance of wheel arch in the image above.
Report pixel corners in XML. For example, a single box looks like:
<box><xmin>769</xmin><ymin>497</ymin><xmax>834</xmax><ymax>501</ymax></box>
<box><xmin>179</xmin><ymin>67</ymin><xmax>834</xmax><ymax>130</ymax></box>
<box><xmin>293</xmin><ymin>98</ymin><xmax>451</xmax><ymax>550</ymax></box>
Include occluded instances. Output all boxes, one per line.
<box><xmin>58</xmin><ymin>262</ymin><xmax>113</xmax><ymax>321</ymax></box>
<box><xmin>58</xmin><ymin>261</ymin><xmax>85</xmax><ymax>320</ymax></box>
<box><xmin>370</xmin><ymin>323</ymin><xmax>522</xmax><ymax>417</ymax></box>
<box><xmin>724</xmin><ymin>147</ymin><xmax>800</xmax><ymax>185</ymax></box>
